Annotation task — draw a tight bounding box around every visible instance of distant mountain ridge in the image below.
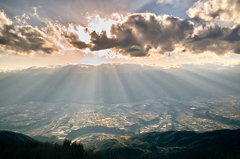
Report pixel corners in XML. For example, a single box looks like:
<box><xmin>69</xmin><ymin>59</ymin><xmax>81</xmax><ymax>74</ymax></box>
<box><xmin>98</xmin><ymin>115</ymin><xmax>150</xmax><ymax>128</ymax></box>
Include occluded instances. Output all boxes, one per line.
<box><xmin>1</xmin><ymin>63</ymin><xmax>240</xmax><ymax>105</ymax></box>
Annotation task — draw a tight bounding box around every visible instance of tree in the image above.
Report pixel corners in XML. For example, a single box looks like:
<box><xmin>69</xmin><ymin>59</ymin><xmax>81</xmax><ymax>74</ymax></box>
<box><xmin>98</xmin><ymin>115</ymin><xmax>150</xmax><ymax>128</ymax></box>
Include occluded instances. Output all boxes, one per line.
<box><xmin>63</xmin><ymin>138</ymin><xmax>71</xmax><ymax>147</ymax></box>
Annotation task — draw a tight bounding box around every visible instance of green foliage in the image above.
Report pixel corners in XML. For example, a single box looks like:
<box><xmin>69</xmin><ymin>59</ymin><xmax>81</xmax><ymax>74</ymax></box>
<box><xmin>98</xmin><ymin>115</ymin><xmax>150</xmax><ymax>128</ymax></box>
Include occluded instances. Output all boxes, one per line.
<box><xmin>91</xmin><ymin>129</ymin><xmax>240</xmax><ymax>159</ymax></box>
<box><xmin>0</xmin><ymin>139</ymin><xmax>101</xmax><ymax>159</ymax></box>
<box><xmin>63</xmin><ymin>138</ymin><xmax>71</xmax><ymax>147</ymax></box>
<box><xmin>96</xmin><ymin>146</ymin><xmax>144</xmax><ymax>159</ymax></box>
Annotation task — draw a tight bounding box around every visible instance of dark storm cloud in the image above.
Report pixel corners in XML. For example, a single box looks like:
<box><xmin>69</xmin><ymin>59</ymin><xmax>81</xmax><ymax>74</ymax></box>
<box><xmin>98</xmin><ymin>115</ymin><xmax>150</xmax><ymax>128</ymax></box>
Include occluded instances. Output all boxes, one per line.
<box><xmin>89</xmin><ymin>13</ymin><xmax>194</xmax><ymax>57</ymax></box>
<box><xmin>0</xmin><ymin>11</ymin><xmax>59</xmax><ymax>54</ymax></box>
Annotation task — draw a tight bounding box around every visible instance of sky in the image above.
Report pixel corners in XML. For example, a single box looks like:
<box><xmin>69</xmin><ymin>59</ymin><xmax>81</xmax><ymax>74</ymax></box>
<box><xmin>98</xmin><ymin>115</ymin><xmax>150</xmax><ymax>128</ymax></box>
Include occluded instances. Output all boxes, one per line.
<box><xmin>1</xmin><ymin>0</ymin><xmax>240</xmax><ymax>69</ymax></box>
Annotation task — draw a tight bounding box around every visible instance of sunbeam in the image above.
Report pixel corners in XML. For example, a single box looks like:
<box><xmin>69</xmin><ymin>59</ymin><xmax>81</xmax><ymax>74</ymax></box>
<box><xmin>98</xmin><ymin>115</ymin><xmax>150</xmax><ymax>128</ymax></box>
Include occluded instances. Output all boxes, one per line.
<box><xmin>1</xmin><ymin>1</ymin><xmax>240</xmax><ymax>158</ymax></box>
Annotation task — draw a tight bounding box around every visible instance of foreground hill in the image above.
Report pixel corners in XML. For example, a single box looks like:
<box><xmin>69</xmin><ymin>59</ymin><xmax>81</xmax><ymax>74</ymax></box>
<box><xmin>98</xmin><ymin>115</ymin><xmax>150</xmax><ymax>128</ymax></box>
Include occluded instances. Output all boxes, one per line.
<box><xmin>0</xmin><ymin>131</ymin><xmax>39</xmax><ymax>144</ymax></box>
<box><xmin>0</xmin><ymin>131</ymin><xmax>99</xmax><ymax>159</ymax></box>
<box><xmin>83</xmin><ymin>129</ymin><xmax>240</xmax><ymax>158</ymax></box>
<box><xmin>1</xmin><ymin>129</ymin><xmax>240</xmax><ymax>158</ymax></box>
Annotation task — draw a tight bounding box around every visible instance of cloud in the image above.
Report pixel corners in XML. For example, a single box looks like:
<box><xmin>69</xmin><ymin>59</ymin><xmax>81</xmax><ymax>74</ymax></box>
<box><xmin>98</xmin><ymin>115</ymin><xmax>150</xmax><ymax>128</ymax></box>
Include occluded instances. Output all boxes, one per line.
<box><xmin>14</xmin><ymin>13</ymin><xmax>30</xmax><ymax>25</ymax></box>
<box><xmin>53</xmin><ymin>13</ymin><xmax>195</xmax><ymax>57</ymax></box>
<box><xmin>183</xmin><ymin>0</ymin><xmax>240</xmax><ymax>55</ymax></box>
<box><xmin>0</xmin><ymin>10</ymin><xmax>12</xmax><ymax>27</ymax></box>
<box><xmin>187</xmin><ymin>0</ymin><xmax>240</xmax><ymax>24</ymax></box>
<box><xmin>157</xmin><ymin>0</ymin><xmax>178</xmax><ymax>5</ymax></box>
<box><xmin>32</xmin><ymin>7</ymin><xmax>40</xmax><ymax>17</ymax></box>
<box><xmin>89</xmin><ymin>13</ymin><xmax>194</xmax><ymax>57</ymax></box>
<box><xmin>60</xmin><ymin>12</ymin><xmax>240</xmax><ymax>57</ymax></box>
<box><xmin>183</xmin><ymin>24</ymin><xmax>240</xmax><ymax>54</ymax></box>
<box><xmin>0</xmin><ymin>10</ymin><xmax>60</xmax><ymax>54</ymax></box>
<box><xmin>2</xmin><ymin>3</ymin><xmax>240</xmax><ymax>59</ymax></box>
<box><xmin>63</xmin><ymin>32</ymin><xmax>90</xmax><ymax>50</ymax></box>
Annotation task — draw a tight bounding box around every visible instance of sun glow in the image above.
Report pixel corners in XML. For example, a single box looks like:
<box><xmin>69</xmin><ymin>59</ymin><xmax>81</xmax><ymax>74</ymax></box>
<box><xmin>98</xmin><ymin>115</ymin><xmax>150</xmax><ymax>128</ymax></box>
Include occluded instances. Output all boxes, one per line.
<box><xmin>52</xmin><ymin>13</ymin><xmax>128</xmax><ymax>59</ymax></box>
<box><xmin>82</xmin><ymin>48</ymin><xmax>129</xmax><ymax>60</ymax></box>
<box><xmin>68</xmin><ymin>24</ymin><xmax>92</xmax><ymax>44</ymax></box>
<box><xmin>86</xmin><ymin>13</ymin><xmax>126</xmax><ymax>37</ymax></box>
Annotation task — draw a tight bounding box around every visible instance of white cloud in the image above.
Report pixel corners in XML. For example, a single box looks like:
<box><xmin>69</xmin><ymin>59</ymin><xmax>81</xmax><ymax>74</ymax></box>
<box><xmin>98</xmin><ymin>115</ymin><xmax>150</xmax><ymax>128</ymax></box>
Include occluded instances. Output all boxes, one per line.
<box><xmin>0</xmin><ymin>10</ymin><xmax>12</xmax><ymax>27</ymax></box>
<box><xmin>187</xmin><ymin>0</ymin><xmax>240</xmax><ymax>24</ymax></box>
<box><xmin>0</xmin><ymin>10</ymin><xmax>60</xmax><ymax>55</ymax></box>
<box><xmin>157</xmin><ymin>0</ymin><xmax>176</xmax><ymax>4</ymax></box>
<box><xmin>14</xmin><ymin>13</ymin><xmax>30</xmax><ymax>25</ymax></box>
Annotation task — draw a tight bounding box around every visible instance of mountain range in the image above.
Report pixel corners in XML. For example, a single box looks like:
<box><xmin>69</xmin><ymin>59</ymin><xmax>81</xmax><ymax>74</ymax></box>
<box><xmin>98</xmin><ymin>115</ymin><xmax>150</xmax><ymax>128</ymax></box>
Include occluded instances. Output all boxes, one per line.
<box><xmin>1</xmin><ymin>63</ymin><xmax>240</xmax><ymax>105</ymax></box>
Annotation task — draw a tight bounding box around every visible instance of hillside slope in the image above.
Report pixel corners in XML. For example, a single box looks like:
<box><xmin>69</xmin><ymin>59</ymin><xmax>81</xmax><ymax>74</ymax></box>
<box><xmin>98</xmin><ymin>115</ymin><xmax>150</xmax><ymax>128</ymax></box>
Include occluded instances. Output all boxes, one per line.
<box><xmin>93</xmin><ymin>129</ymin><xmax>240</xmax><ymax>158</ymax></box>
<box><xmin>0</xmin><ymin>131</ymin><xmax>39</xmax><ymax>144</ymax></box>
<box><xmin>1</xmin><ymin>129</ymin><xmax>240</xmax><ymax>159</ymax></box>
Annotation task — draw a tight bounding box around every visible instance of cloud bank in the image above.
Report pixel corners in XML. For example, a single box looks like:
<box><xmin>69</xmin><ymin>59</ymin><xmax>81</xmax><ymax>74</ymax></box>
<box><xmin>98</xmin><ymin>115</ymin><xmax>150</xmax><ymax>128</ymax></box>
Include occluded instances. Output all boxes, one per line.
<box><xmin>0</xmin><ymin>11</ymin><xmax>60</xmax><ymax>54</ymax></box>
<box><xmin>184</xmin><ymin>24</ymin><xmax>240</xmax><ymax>54</ymax></box>
<box><xmin>1</xmin><ymin>0</ymin><xmax>240</xmax><ymax>58</ymax></box>
<box><xmin>184</xmin><ymin>0</ymin><xmax>240</xmax><ymax>55</ymax></box>
<box><xmin>57</xmin><ymin>13</ymin><xmax>194</xmax><ymax>57</ymax></box>
<box><xmin>89</xmin><ymin>13</ymin><xmax>194</xmax><ymax>57</ymax></box>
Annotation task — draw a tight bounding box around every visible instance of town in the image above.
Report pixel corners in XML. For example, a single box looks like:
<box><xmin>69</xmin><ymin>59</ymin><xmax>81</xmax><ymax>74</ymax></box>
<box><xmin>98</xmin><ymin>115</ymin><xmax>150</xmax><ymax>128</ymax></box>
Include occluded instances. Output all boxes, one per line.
<box><xmin>1</xmin><ymin>96</ymin><xmax>240</xmax><ymax>142</ymax></box>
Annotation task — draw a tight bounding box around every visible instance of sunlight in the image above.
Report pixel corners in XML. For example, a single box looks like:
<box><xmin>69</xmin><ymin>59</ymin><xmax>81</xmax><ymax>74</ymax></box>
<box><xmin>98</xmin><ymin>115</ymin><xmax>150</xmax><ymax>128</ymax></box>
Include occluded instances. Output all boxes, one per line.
<box><xmin>52</xmin><ymin>13</ymin><xmax>129</xmax><ymax>63</ymax></box>
<box><xmin>82</xmin><ymin>48</ymin><xmax>129</xmax><ymax>60</ymax></box>
<box><xmin>111</xmin><ymin>65</ymin><xmax>131</xmax><ymax>103</ymax></box>
<box><xmin>68</xmin><ymin>24</ymin><xmax>91</xmax><ymax>44</ymax></box>
<box><xmin>71</xmin><ymin>65</ymin><xmax>100</xmax><ymax>101</ymax></box>
<box><xmin>86</xmin><ymin>13</ymin><xmax>126</xmax><ymax>37</ymax></box>
<box><xmin>1</xmin><ymin>0</ymin><xmax>240</xmax><ymax>158</ymax></box>
<box><xmin>81</xmin><ymin>54</ymin><xmax>111</xmax><ymax>65</ymax></box>
<box><xmin>2</xmin><ymin>69</ymin><xmax>48</xmax><ymax>103</ymax></box>
<box><xmin>184</xmin><ymin>65</ymin><xmax>240</xmax><ymax>93</ymax></box>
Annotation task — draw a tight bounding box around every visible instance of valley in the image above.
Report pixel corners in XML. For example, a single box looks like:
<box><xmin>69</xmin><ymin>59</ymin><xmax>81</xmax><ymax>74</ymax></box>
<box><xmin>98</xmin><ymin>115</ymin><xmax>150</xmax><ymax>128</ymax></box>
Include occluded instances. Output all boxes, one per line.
<box><xmin>1</xmin><ymin>96</ymin><xmax>240</xmax><ymax>143</ymax></box>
